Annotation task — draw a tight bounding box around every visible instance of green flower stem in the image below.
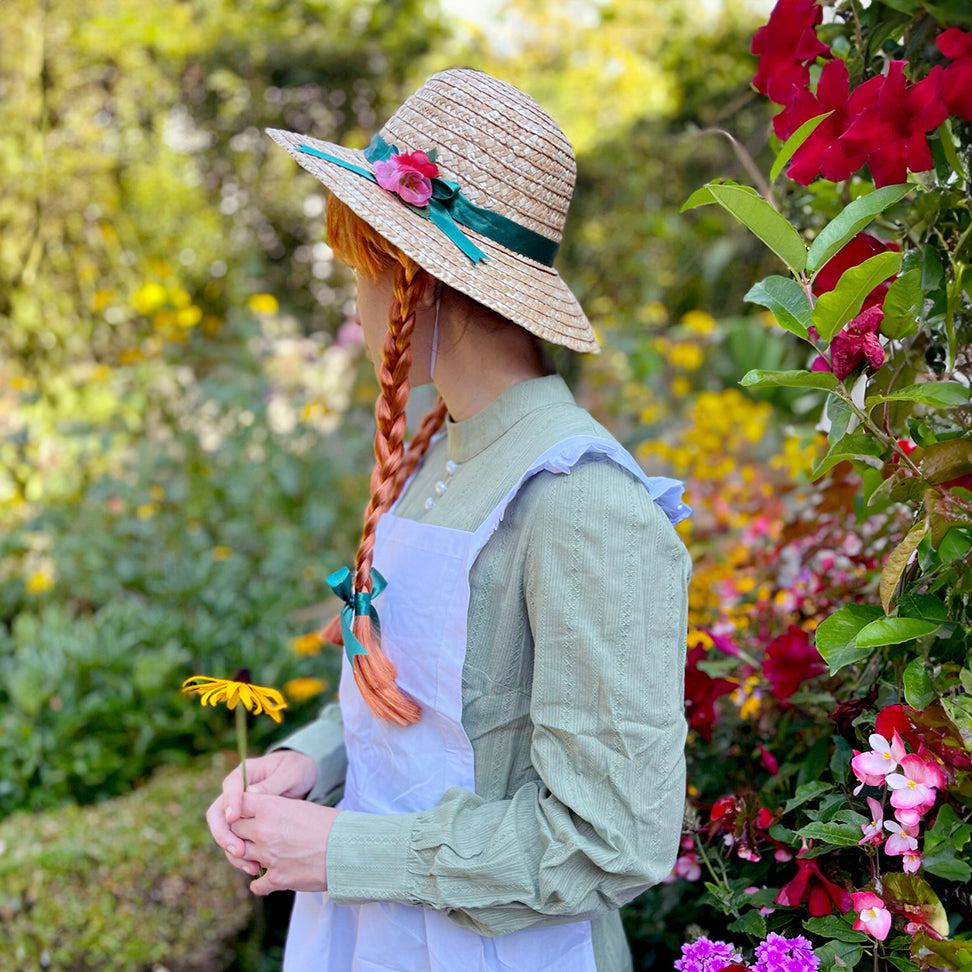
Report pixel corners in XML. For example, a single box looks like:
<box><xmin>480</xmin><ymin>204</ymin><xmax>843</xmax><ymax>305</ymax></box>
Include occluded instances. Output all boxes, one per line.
<box><xmin>234</xmin><ymin>704</ymin><xmax>267</xmax><ymax>879</ymax></box>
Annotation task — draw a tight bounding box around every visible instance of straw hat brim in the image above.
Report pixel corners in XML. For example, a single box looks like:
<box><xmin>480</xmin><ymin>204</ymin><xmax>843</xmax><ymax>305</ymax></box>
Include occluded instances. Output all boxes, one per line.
<box><xmin>265</xmin><ymin>128</ymin><xmax>600</xmax><ymax>355</ymax></box>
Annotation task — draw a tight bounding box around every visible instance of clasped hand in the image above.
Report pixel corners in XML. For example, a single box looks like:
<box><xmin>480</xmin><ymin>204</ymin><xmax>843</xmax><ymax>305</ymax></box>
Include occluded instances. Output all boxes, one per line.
<box><xmin>206</xmin><ymin>750</ymin><xmax>342</xmax><ymax>896</ymax></box>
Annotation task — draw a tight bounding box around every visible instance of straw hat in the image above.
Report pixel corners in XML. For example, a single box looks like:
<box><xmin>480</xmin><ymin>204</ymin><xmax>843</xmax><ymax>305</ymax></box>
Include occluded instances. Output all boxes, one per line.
<box><xmin>264</xmin><ymin>67</ymin><xmax>600</xmax><ymax>355</ymax></box>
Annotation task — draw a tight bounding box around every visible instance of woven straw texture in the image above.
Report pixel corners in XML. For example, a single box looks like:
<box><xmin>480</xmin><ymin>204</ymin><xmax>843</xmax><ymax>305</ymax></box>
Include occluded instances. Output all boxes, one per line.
<box><xmin>265</xmin><ymin>67</ymin><xmax>600</xmax><ymax>354</ymax></box>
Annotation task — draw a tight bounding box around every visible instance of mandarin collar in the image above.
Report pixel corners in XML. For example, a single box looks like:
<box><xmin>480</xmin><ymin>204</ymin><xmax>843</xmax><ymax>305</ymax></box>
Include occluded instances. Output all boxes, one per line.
<box><xmin>445</xmin><ymin>373</ymin><xmax>575</xmax><ymax>463</ymax></box>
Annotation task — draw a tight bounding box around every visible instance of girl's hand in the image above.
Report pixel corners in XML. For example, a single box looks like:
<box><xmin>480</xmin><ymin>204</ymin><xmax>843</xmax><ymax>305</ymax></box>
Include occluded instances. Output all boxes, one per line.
<box><xmin>229</xmin><ymin>790</ymin><xmax>342</xmax><ymax>895</ymax></box>
<box><xmin>206</xmin><ymin>750</ymin><xmax>318</xmax><ymax>877</ymax></box>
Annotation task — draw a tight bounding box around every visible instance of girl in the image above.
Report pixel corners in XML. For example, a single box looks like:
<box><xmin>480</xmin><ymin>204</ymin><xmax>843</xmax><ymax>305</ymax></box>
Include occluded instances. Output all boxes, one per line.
<box><xmin>206</xmin><ymin>66</ymin><xmax>692</xmax><ymax>972</ymax></box>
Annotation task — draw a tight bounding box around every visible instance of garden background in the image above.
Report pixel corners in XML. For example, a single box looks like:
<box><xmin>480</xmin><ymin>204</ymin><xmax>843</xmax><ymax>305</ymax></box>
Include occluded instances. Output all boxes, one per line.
<box><xmin>1</xmin><ymin>0</ymin><xmax>970</xmax><ymax>969</ymax></box>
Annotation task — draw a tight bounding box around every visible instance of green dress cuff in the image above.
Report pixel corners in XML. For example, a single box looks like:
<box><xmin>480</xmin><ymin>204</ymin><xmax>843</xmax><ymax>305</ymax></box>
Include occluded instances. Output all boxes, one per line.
<box><xmin>325</xmin><ymin>808</ymin><xmax>421</xmax><ymax>904</ymax></box>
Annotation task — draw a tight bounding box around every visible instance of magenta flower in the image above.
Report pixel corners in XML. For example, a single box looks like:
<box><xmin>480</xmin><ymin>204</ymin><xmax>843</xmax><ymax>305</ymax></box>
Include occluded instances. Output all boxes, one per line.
<box><xmin>772</xmin><ymin>59</ymin><xmax>867</xmax><ymax>184</ymax></box>
<box><xmin>750</xmin><ymin>0</ymin><xmax>831</xmax><ymax>105</ymax></box>
<box><xmin>859</xmin><ymin>796</ymin><xmax>884</xmax><ymax>846</ymax></box>
<box><xmin>883</xmin><ymin>818</ymin><xmax>919</xmax><ymax>856</ymax></box>
<box><xmin>850</xmin><ymin>731</ymin><xmax>906</xmax><ymax>794</ymax></box>
<box><xmin>810</xmin><ymin>305</ymin><xmax>886</xmax><ymax>381</ymax></box>
<box><xmin>839</xmin><ymin>59</ymin><xmax>949</xmax><ymax>187</ymax></box>
<box><xmin>762</xmin><ymin>624</ymin><xmax>825</xmax><ymax>702</ymax></box>
<box><xmin>753</xmin><ymin>932</ymin><xmax>820</xmax><ymax>972</ymax></box>
<box><xmin>937</xmin><ymin>27</ymin><xmax>972</xmax><ymax>120</ymax></box>
<box><xmin>850</xmin><ymin>892</ymin><xmax>892</xmax><ymax>941</ymax></box>
<box><xmin>372</xmin><ymin>148</ymin><xmax>439</xmax><ymax>206</ymax></box>
<box><xmin>674</xmin><ymin>937</ymin><xmax>744</xmax><ymax>972</ymax></box>
<box><xmin>887</xmin><ymin>754</ymin><xmax>945</xmax><ymax>811</ymax></box>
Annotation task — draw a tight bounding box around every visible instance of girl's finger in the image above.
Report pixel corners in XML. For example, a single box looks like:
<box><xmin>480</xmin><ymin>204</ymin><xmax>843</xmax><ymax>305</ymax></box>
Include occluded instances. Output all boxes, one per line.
<box><xmin>224</xmin><ymin>847</ymin><xmax>260</xmax><ymax>876</ymax></box>
<box><xmin>206</xmin><ymin>796</ymin><xmax>241</xmax><ymax>855</ymax></box>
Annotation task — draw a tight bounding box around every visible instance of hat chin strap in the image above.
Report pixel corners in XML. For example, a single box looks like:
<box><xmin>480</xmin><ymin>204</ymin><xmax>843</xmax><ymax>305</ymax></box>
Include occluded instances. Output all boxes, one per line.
<box><xmin>429</xmin><ymin>282</ymin><xmax>442</xmax><ymax>382</ymax></box>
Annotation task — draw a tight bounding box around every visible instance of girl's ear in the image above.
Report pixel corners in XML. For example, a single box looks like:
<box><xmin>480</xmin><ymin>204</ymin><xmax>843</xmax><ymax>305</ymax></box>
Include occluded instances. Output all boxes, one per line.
<box><xmin>416</xmin><ymin>272</ymin><xmax>440</xmax><ymax>311</ymax></box>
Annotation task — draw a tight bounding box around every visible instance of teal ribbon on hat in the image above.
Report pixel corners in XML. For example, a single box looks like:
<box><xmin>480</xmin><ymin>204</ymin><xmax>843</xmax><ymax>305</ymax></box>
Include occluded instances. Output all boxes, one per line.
<box><xmin>295</xmin><ymin>133</ymin><xmax>559</xmax><ymax>267</ymax></box>
<box><xmin>326</xmin><ymin>565</ymin><xmax>387</xmax><ymax>664</ymax></box>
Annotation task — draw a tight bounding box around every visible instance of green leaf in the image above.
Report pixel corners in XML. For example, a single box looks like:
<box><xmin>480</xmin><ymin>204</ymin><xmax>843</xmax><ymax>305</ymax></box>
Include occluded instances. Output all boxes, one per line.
<box><xmin>811</xmin><ymin>250</ymin><xmax>903</xmax><ymax>342</ymax></box>
<box><xmin>814</xmin><ymin>939</ymin><xmax>864</xmax><ymax>971</ymax></box>
<box><xmin>855</xmin><ymin>616</ymin><xmax>941</xmax><ymax>649</ymax></box>
<box><xmin>909</xmin><ymin>931</ymin><xmax>972</xmax><ymax>971</ymax></box>
<box><xmin>922</xmin><ymin>850</ymin><xmax>972</xmax><ymax>882</ymax></box>
<box><xmin>903</xmin><ymin>656</ymin><xmax>935</xmax><ymax>710</ymax></box>
<box><xmin>880</xmin><ymin>521</ymin><xmax>928</xmax><ymax>612</ymax></box>
<box><xmin>740</xmin><ymin>368</ymin><xmax>838</xmax><ymax>390</ymax></box>
<box><xmin>810</xmin><ymin>431</ymin><xmax>884</xmax><ymax>481</ymax></box>
<box><xmin>937</xmin><ymin>118</ymin><xmax>968</xmax><ymax>181</ymax></box>
<box><xmin>707</xmin><ymin>184</ymin><xmax>808</xmax><ymax>275</ymax></box>
<box><xmin>743</xmin><ymin>276</ymin><xmax>813</xmax><ymax>338</ymax></box>
<box><xmin>866</xmin><ymin>382</ymin><xmax>970</xmax><ymax>410</ymax></box>
<box><xmin>883</xmin><ymin>874</ymin><xmax>949</xmax><ymax>938</ymax></box>
<box><xmin>881</xmin><ymin>268</ymin><xmax>923</xmax><ymax>339</ymax></box>
<box><xmin>807</xmin><ymin>184</ymin><xmax>913</xmax><ymax>274</ymax></box>
<box><xmin>728</xmin><ymin>910</ymin><xmax>767</xmax><ymax>938</ymax></box>
<box><xmin>814</xmin><ymin>604</ymin><xmax>884</xmax><ymax>674</ymax></box>
<box><xmin>803</xmin><ymin>915</ymin><xmax>869</xmax><ymax>944</ymax></box>
<box><xmin>827</xmin><ymin>394</ymin><xmax>853</xmax><ymax>445</ymax></box>
<box><xmin>796</xmin><ymin>821</ymin><xmax>863</xmax><ymax>846</ymax></box>
<box><xmin>784</xmin><ymin>780</ymin><xmax>833</xmax><ymax>814</ymax></box>
<box><xmin>771</xmin><ymin>110</ymin><xmax>834</xmax><ymax>183</ymax></box>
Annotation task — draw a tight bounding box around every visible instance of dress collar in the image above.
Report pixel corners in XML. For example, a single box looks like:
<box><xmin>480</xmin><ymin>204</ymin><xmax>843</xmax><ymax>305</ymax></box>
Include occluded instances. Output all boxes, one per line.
<box><xmin>445</xmin><ymin>373</ymin><xmax>575</xmax><ymax>463</ymax></box>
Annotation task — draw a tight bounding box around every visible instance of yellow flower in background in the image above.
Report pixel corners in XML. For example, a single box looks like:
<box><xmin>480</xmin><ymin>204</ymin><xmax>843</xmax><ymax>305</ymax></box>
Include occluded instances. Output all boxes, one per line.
<box><xmin>136</xmin><ymin>502</ymin><xmax>156</xmax><ymax>519</ymax></box>
<box><xmin>132</xmin><ymin>282</ymin><xmax>167</xmax><ymax>316</ymax></box>
<box><xmin>248</xmin><ymin>293</ymin><xmax>279</xmax><ymax>315</ymax></box>
<box><xmin>672</xmin><ymin>376</ymin><xmax>692</xmax><ymax>398</ymax></box>
<box><xmin>212</xmin><ymin>545</ymin><xmax>233</xmax><ymax>560</ymax></box>
<box><xmin>118</xmin><ymin>347</ymin><xmax>145</xmax><ymax>365</ymax></box>
<box><xmin>176</xmin><ymin>306</ymin><xmax>203</xmax><ymax>329</ymax></box>
<box><xmin>667</xmin><ymin>343</ymin><xmax>704</xmax><ymax>371</ymax></box>
<box><xmin>680</xmin><ymin>309</ymin><xmax>716</xmax><ymax>335</ymax></box>
<box><xmin>27</xmin><ymin>571</ymin><xmax>54</xmax><ymax>593</ymax></box>
<box><xmin>180</xmin><ymin>674</ymin><xmax>287</xmax><ymax>724</ymax></box>
<box><xmin>283</xmin><ymin>676</ymin><xmax>329</xmax><ymax>703</ymax></box>
<box><xmin>291</xmin><ymin>630</ymin><xmax>326</xmax><ymax>656</ymax></box>
<box><xmin>170</xmin><ymin>287</ymin><xmax>192</xmax><ymax>309</ymax></box>
<box><xmin>149</xmin><ymin>484</ymin><xmax>165</xmax><ymax>500</ymax></box>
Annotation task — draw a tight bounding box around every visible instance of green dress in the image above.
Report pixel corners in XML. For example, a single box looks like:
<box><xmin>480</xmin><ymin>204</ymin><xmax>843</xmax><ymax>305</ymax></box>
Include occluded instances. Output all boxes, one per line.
<box><xmin>266</xmin><ymin>373</ymin><xmax>692</xmax><ymax>972</ymax></box>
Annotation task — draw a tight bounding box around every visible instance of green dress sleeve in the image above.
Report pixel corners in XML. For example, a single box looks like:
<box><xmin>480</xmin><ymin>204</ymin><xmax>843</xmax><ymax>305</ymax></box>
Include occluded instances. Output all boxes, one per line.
<box><xmin>264</xmin><ymin>699</ymin><xmax>347</xmax><ymax>807</ymax></box>
<box><xmin>323</xmin><ymin>457</ymin><xmax>692</xmax><ymax>937</ymax></box>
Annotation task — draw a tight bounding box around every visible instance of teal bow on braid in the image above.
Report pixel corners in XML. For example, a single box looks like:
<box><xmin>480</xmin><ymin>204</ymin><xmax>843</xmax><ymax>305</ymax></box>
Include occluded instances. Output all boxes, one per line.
<box><xmin>296</xmin><ymin>133</ymin><xmax>559</xmax><ymax>267</ymax></box>
<box><xmin>326</xmin><ymin>565</ymin><xmax>387</xmax><ymax>666</ymax></box>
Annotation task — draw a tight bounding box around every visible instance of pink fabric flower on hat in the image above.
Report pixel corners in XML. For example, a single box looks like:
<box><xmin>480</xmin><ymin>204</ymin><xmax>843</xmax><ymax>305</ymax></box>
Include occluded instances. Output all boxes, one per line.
<box><xmin>372</xmin><ymin>149</ymin><xmax>440</xmax><ymax>206</ymax></box>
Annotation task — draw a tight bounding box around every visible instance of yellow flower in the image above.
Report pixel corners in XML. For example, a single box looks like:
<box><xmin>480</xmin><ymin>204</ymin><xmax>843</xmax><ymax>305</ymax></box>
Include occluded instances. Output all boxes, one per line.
<box><xmin>666</xmin><ymin>343</ymin><xmax>704</xmax><ymax>371</ymax></box>
<box><xmin>284</xmin><ymin>676</ymin><xmax>329</xmax><ymax>703</ymax></box>
<box><xmin>132</xmin><ymin>282</ymin><xmax>167</xmax><ymax>316</ymax></box>
<box><xmin>27</xmin><ymin>570</ymin><xmax>54</xmax><ymax>593</ymax></box>
<box><xmin>672</xmin><ymin>376</ymin><xmax>692</xmax><ymax>398</ymax></box>
<box><xmin>136</xmin><ymin>502</ymin><xmax>156</xmax><ymax>519</ymax></box>
<box><xmin>212</xmin><ymin>545</ymin><xmax>233</xmax><ymax>560</ymax></box>
<box><xmin>680</xmin><ymin>309</ymin><xmax>716</xmax><ymax>335</ymax></box>
<box><xmin>248</xmin><ymin>293</ymin><xmax>279</xmax><ymax>315</ymax></box>
<box><xmin>150</xmin><ymin>483</ymin><xmax>165</xmax><ymax>500</ymax></box>
<box><xmin>291</xmin><ymin>630</ymin><xmax>326</xmax><ymax>657</ymax></box>
<box><xmin>176</xmin><ymin>306</ymin><xmax>203</xmax><ymax>329</ymax></box>
<box><xmin>180</xmin><ymin>675</ymin><xmax>288</xmax><ymax>724</ymax></box>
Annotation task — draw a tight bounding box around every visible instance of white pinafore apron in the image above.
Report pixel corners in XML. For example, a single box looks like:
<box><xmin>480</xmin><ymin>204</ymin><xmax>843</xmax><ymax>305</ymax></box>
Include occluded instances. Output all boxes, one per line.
<box><xmin>282</xmin><ymin>433</ymin><xmax>689</xmax><ymax>972</ymax></box>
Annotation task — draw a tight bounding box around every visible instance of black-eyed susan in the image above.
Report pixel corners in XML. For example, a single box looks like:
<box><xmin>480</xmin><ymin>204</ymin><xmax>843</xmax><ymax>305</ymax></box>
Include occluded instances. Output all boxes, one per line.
<box><xmin>180</xmin><ymin>669</ymin><xmax>287</xmax><ymax>791</ymax></box>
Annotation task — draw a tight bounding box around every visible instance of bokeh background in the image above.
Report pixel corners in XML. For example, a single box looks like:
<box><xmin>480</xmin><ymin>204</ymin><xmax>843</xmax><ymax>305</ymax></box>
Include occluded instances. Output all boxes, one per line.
<box><xmin>3</xmin><ymin>0</ymin><xmax>970</xmax><ymax>969</ymax></box>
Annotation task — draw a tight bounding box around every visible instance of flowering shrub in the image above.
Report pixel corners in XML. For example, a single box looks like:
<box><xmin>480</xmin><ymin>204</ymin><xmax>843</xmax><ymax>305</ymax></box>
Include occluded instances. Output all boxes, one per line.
<box><xmin>663</xmin><ymin>1</ymin><xmax>971</xmax><ymax>969</ymax></box>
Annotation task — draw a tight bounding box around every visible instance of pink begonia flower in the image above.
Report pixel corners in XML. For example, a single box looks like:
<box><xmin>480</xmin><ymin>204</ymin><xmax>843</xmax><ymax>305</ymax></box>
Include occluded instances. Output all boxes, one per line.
<box><xmin>859</xmin><ymin>796</ymin><xmax>884</xmax><ymax>846</ymax></box>
<box><xmin>902</xmin><ymin>851</ymin><xmax>923</xmax><ymax>874</ymax></box>
<box><xmin>850</xmin><ymin>732</ymin><xmax>906</xmax><ymax>794</ymax></box>
<box><xmin>372</xmin><ymin>149</ymin><xmax>439</xmax><ymax>207</ymax></box>
<box><xmin>887</xmin><ymin>754</ymin><xmax>945</xmax><ymax>811</ymax></box>
<box><xmin>774</xmin><ymin>847</ymin><xmax>794</xmax><ymax>862</ymax></box>
<box><xmin>883</xmin><ymin>819</ymin><xmax>919</xmax><ymax>856</ymax></box>
<box><xmin>851</xmin><ymin>892</ymin><xmax>892</xmax><ymax>941</ymax></box>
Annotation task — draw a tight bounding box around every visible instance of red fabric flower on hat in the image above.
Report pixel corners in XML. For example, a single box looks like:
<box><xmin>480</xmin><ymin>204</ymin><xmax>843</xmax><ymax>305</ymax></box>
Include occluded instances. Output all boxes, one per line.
<box><xmin>750</xmin><ymin>0</ymin><xmax>831</xmax><ymax>105</ymax></box>
<box><xmin>839</xmin><ymin>59</ymin><xmax>949</xmax><ymax>188</ymax></box>
<box><xmin>372</xmin><ymin>149</ymin><xmax>440</xmax><ymax>207</ymax></box>
<box><xmin>936</xmin><ymin>27</ymin><xmax>972</xmax><ymax>121</ymax></box>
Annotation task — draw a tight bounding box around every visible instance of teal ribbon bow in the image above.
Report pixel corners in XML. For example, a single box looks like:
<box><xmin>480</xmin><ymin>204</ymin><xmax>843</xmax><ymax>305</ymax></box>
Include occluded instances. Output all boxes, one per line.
<box><xmin>326</xmin><ymin>565</ymin><xmax>387</xmax><ymax>665</ymax></box>
<box><xmin>295</xmin><ymin>134</ymin><xmax>559</xmax><ymax>267</ymax></box>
